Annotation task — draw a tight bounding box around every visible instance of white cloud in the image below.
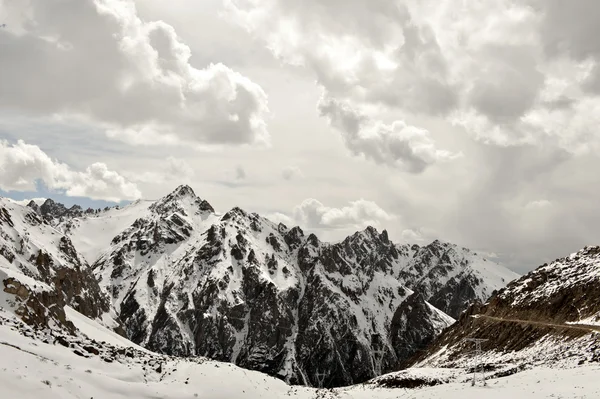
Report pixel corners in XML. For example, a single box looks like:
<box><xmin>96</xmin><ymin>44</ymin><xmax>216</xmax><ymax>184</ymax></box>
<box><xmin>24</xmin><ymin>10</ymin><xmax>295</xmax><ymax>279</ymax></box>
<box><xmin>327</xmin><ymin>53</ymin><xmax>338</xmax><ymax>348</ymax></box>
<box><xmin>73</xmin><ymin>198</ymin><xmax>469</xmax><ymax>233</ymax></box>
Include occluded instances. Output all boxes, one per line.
<box><xmin>400</xmin><ymin>229</ymin><xmax>425</xmax><ymax>243</ymax></box>
<box><xmin>292</xmin><ymin>198</ymin><xmax>394</xmax><ymax>229</ymax></box>
<box><xmin>224</xmin><ymin>0</ymin><xmax>600</xmax><ymax>153</ymax></box>
<box><xmin>0</xmin><ymin>140</ymin><xmax>140</xmax><ymax>202</ymax></box>
<box><xmin>224</xmin><ymin>0</ymin><xmax>458</xmax><ymax>171</ymax></box>
<box><xmin>126</xmin><ymin>157</ymin><xmax>194</xmax><ymax>184</ymax></box>
<box><xmin>282</xmin><ymin>166</ymin><xmax>303</xmax><ymax>181</ymax></box>
<box><xmin>266</xmin><ymin>212</ymin><xmax>296</xmax><ymax>228</ymax></box>
<box><xmin>0</xmin><ymin>0</ymin><xmax>269</xmax><ymax>148</ymax></box>
<box><xmin>525</xmin><ymin>199</ymin><xmax>552</xmax><ymax>209</ymax></box>
<box><xmin>318</xmin><ymin>95</ymin><xmax>461</xmax><ymax>172</ymax></box>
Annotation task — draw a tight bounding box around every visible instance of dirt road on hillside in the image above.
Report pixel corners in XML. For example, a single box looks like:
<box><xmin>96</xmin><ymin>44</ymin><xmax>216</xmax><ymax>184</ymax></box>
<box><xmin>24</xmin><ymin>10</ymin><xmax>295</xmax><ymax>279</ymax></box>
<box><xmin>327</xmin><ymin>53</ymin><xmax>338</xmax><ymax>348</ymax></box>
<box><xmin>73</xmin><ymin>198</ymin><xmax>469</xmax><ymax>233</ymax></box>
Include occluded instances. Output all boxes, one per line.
<box><xmin>472</xmin><ymin>315</ymin><xmax>600</xmax><ymax>333</ymax></box>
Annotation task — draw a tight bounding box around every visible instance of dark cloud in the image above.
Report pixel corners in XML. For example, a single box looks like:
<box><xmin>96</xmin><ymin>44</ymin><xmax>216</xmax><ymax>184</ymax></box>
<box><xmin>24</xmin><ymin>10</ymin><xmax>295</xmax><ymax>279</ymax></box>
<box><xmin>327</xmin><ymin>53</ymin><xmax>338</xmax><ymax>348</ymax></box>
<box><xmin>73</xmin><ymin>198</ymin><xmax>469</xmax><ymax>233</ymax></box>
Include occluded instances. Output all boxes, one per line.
<box><xmin>468</xmin><ymin>45</ymin><xmax>544</xmax><ymax>123</ymax></box>
<box><xmin>538</xmin><ymin>0</ymin><xmax>600</xmax><ymax>60</ymax></box>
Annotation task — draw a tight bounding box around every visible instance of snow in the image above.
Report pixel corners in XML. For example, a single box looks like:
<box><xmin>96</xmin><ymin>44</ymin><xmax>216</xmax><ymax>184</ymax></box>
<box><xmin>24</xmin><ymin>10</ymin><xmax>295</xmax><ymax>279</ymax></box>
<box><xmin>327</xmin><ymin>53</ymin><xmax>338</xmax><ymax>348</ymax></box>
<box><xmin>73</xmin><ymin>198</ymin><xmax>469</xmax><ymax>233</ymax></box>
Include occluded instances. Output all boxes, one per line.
<box><xmin>501</xmin><ymin>246</ymin><xmax>600</xmax><ymax>307</ymax></box>
<box><xmin>417</xmin><ymin>328</ymin><xmax>600</xmax><ymax>372</ymax></box>
<box><xmin>0</xmin><ymin>198</ymin><xmax>81</xmax><ymax>274</ymax></box>
<box><xmin>60</xmin><ymin>199</ymin><xmax>154</xmax><ymax>264</ymax></box>
<box><xmin>397</xmin><ymin>241</ymin><xmax>520</xmax><ymax>306</ymax></box>
<box><xmin>567</xmin><ymin>313</ymin><xmax>600</xmax><ymax>326</ymax></box>
<box><xmin>1</xmin><ymin>306</ymin><xmax>600</xmax><ymax>398</ymax></box>
<box><xmin>0</xmin><ymin>267</ymin><xmax>52</xmax><ymax>293</ymax></box>
<box><xmin>466</xmin><ymin>254</ymin><xmax>520</xmax><ymax>299</ymax></box>
<box><xmin>64</xmin><ymin>306</ymin><xmax>150</xmax><ymax>353</ymax></box>
<box><xmin>426</xmin><ymin>301</ymin><xmax>456</xmax><ymax>329</ymax></box>
<box><xmin>7</xmin><ymin>197</ymin><xmax>47</xmax><ymax>206</ymax></box>
<box><xmin>0</xmin><ymin>191</ymin><xmax>525</xmax><ymax>390</ymax></box>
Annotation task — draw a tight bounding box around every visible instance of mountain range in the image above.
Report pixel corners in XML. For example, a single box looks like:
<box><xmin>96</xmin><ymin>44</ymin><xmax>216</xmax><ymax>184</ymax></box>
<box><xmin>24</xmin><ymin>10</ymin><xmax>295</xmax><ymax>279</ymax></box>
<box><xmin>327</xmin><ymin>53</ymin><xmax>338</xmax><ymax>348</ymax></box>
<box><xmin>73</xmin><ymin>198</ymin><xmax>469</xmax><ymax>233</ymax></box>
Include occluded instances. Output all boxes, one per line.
<box><xmin>0</xmin><ymin>185</ymin><xmax>519</xmax><ymax>387</ymax></box>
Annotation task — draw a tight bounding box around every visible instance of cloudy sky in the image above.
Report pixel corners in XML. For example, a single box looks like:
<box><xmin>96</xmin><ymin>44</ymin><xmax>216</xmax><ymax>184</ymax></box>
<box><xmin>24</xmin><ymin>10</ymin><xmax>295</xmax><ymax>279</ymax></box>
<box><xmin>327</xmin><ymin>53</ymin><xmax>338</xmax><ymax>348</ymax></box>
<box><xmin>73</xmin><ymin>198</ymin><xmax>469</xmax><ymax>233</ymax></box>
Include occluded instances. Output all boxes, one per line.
<box><xmin>1</xmin><ymin>0</ymin><xmax>600</xmax><ymax>273</ymax></box>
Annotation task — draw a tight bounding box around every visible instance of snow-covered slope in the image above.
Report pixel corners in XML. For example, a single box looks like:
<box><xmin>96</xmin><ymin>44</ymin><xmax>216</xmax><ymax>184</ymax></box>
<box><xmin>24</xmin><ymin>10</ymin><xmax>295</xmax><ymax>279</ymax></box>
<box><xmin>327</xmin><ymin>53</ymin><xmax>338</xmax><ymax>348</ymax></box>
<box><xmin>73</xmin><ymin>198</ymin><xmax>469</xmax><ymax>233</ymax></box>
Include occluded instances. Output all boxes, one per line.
<box><xmin>410</xmin><ymin>245</ymin><xmax>600</xmax><ymax>374</ymax></box>
<box><xmin>0</xmin><ymin>198</ymin><xmax>113</xmax><ymax>330</ymax></box>
<box><xmin>1</xmin><ymin>198</ymin><xmax>85</xmax><ymax>275</ymax></box>
<box><xmin>57</xmin><ymin>200</ymin><xmax>154</xmax><ymax>264</ymax></box>
<box><xmin>1</xmin><ymin>304</ymin><xmax>599</xmax><ymax>399</ymax></box>
<box><xmin>399</xmin><ymin>240</ymin><xmax>520</xmax><ymax>318</ymax></box>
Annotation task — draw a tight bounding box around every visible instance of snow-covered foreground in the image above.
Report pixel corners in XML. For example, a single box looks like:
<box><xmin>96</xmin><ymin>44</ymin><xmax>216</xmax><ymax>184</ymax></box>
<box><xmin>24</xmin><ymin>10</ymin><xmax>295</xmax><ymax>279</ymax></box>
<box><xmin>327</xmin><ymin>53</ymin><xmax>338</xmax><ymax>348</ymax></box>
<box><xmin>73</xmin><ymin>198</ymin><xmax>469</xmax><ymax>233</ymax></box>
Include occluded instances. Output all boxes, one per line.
<box><xmin>1</xmin><ymin>307</ymin><xmax>599</xmax><ymax>399</ymax></box>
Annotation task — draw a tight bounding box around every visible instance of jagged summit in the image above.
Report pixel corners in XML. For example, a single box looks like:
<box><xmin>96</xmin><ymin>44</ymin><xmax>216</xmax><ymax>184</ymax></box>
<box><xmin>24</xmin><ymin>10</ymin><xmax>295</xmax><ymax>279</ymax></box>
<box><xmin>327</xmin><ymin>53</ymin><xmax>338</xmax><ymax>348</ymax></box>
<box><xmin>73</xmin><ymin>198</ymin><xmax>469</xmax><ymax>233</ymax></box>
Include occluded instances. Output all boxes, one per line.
<box><xmin>26</xmin><ymin>199</ymin><xmax>39</xmax><ymax>212</ymax></box>
<box><xmin>39</xmin><ymin>198</ymin><xmax>68</xmax><ymax>219</ymax></box>
<box><xmin>153</xmin><ymin>185</ymin><xmax>198</xmax><ymax>205</ymax></box>
<box><xmin>343</xmin><ymin>226</ymin><xmax>385</xmax><ymax>247</ymax></box>
<box><xmin>151</xmin><ymin>184</ymin><xmax>214</xmax><ymax>215</ymax></box>
<box><xmin>172</xmin><ymin>184</ymin><xmax>196</xmax><ymax>198</ymax></box>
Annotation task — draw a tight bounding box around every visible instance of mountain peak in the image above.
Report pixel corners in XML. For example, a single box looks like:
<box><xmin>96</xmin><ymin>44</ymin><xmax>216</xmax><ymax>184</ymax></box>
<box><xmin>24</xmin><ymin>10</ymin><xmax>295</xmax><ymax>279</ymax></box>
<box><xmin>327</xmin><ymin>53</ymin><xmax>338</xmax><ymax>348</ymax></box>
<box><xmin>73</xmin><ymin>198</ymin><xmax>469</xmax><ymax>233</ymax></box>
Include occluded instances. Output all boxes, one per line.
<box><xmin>172</xmin><ymin>184</ymin><xmax>196</xmax><ymax>198</ymax></box>
<box><xmin>151</xmin><ymin>185</ymin><xmax>214</xmax><ymax>215</ymax></box>
<box><xmin>156</xmin><ymin>185</ymin><xmax>198</xmax><ymax>205</ymax></box>
<box><xmin>346</xmin><ymin>225</ymin><xmax>384</xmax><ymax>244</ymax></box>
<box><xmin>39</xmin><ymin>198</ymin><xmax>69</xmax><ymax>219</ymax></box>
<box><xmin>364</xmin><ymin>225</ymin><xmax>379</xmax><ymax>236</ymax></box>
<box><xmin>26</xmin><ymin>200</ymin><xmax>40</xmax><ymax>212</ymax></box>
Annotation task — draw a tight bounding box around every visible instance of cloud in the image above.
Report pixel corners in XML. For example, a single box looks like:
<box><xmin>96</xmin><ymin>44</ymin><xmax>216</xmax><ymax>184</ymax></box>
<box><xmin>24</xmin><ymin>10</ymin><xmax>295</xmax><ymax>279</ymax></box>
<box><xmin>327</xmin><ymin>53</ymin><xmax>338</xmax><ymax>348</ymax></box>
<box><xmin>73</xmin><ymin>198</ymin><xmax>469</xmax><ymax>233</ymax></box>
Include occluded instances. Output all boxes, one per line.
<box><xmin>165</xmin><ymin>157</ymin><xmax>194</xmax><ymax>180</ymax></box>
<box><xmin>126</xmin><ymin>157</ymin><xmax>194</xmax><ymax>184</ymax></box>
<box><xmin>9</xmin><ymin>198</ymin><xmax>47</xmax><ymax>207</ymax></box>
<box><xmin>266</xmin><ymin>212</ymin><xmax>296</xmax><ymax>228</ymax></box>
<box><xmin>292</xmin><ymin>198</ymin><xmax>394</xmax><ymax>229</ymax></box>
<box><xmin>0</xmin><ymin>140</ymin><xmax>140</xmax><ymax>202</ymax></box>
<box><xmin>235</xmin><ymin>165</ymin><xmax>246</xmax><ymax>180</ymax></box>
<box><xmin>225</xmin><ymin>0</ymin><xmax>456</xmax><ymax>112</ymax></box>
<box><xmin>318</xmin><ymin>95</ymin><xmax>460</xmax><ymax>173</ymax></box>
<box><xmin>224</xmin><ymin>0</ymin><xmax>600</xmax><ymax>153</ymax></box>
<box><xmin>400</xmin><ymin>229</ymin><xmax>425</xmax><ymax>242</ymax></box>
<box><xmin>282</xmin><ymin>166</ymin><xmax>303</xmax><ymax>181</ymax></box>
<box><xmin>525</xmin><ymin>199</ymin><xmax>552</xmax><ymax>209</ymax></box>
<box><xmin>0</xmin><ymin>0</ymin><xmax>269</xmax><ymax>147</ymax></box>
<box><xmin>537</xmin><ymin>0</ymin><xmax>600</xmax><ymax>61</ymax></box>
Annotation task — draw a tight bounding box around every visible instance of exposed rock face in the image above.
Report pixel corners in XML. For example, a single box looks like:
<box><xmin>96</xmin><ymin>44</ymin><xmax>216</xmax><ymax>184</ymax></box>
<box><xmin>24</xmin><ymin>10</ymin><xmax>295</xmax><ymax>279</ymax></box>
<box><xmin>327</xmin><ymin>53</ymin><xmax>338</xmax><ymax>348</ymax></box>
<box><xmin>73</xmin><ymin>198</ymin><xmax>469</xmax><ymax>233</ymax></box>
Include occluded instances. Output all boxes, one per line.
<box><xmin>61</xmin><ymin>185</ymin><xmax>516</xmax><ymax>387</ymax></box>
<box><xmin>2</xmin><ymin>276</ymin><xmax>77</xmax><ymax>333</ymax></box>
<box><xmin>34</xmin><ymin>199</ymin><xmax>92</xmax><ymax>223</ymax></box>
<box><xmin>0</xmin><ymin>199</ymin><xmax>113</xmax><ymax>333</ymax></box>
<box><xmin>410</xmin><ymin>246</ymin><xmax>600</xmax><ymax>369</ymax></box>
<box><xmin>390</xmin><ymin>292</ymin><xmax>455</xmax><ymax>363</ymax></box>
<box><xmin>398</xmin><ymin>240</ymin><xmax>517</xmax><ymax>319</ymax></box>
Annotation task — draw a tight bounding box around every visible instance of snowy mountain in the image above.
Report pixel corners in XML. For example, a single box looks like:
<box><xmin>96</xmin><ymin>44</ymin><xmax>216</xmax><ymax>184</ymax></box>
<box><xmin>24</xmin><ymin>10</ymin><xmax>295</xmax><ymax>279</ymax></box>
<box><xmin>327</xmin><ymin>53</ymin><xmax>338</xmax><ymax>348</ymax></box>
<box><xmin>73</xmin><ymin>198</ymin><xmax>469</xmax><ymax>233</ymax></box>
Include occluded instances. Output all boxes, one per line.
<box><xmin>3</xmin><ymin>184</ymin><xmax>513</xmax><ymax>387</ymax></box>
<box><xmin>409</xmin><ymin>245</ymin><xmax>600</xmax><ymax>373</ymax></box>
<box><xmin>399</xmin><ymin>240</ymin><xmax>516</xmax><ymax>318</ymax></box>
<box><xmin>0</xmin><ymin>198</ymin><xmax>115</xmax><ymax>333</ymax></box>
